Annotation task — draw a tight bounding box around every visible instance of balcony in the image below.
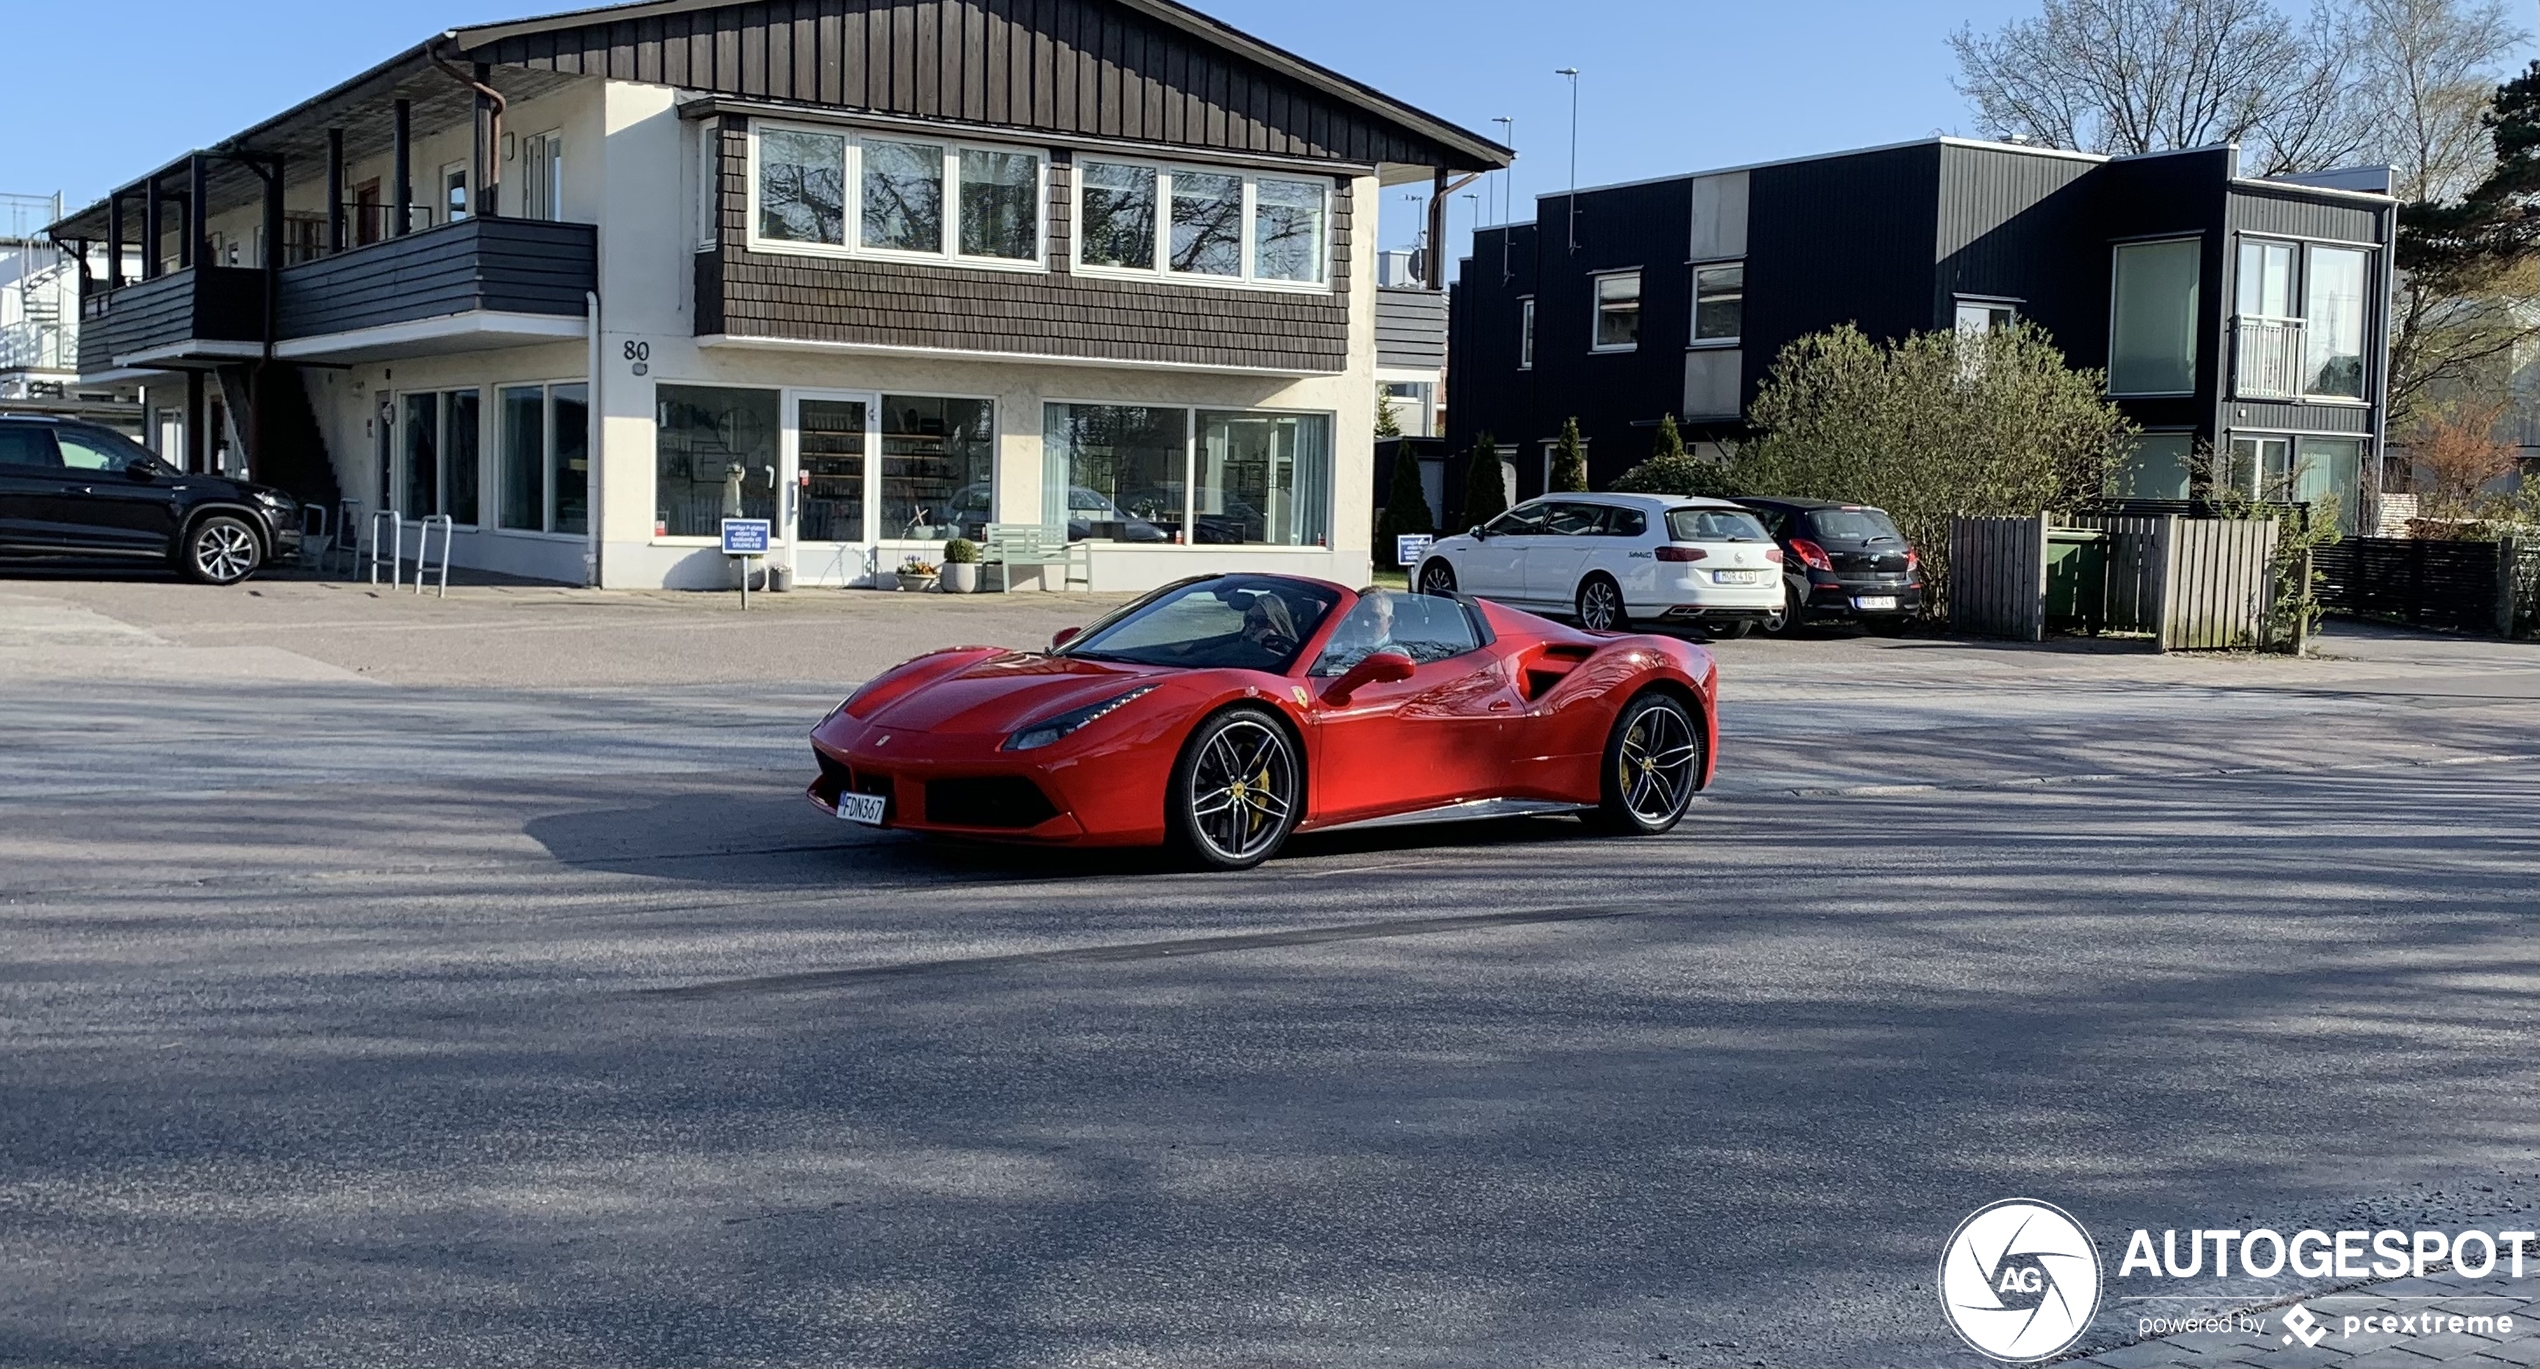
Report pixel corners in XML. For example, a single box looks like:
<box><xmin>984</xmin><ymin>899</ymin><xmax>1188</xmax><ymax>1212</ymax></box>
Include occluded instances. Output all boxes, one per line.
<box><xmin>2232</xmin><ymin>315</ymin><xmax>2305</xmax><ymax>400</ymax></box>
<box><xmin>76</xmin><ymin>265</ymin><xmax>267</xmax><ymax>374</ymax></box>
<box><xmin>76</xmin><ymin>217</ymin><xmax>596</xmax><ymax>374</ymax></box>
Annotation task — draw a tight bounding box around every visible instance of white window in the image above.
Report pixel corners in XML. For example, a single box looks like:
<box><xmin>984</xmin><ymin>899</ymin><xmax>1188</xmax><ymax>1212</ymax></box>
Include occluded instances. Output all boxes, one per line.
<box><xmin>1592</xmin><ymin>270</ymin><xmax>1641</xmax><ymax>352</ymax></box>
<box><xmin>1693</xmin><ymin>263</ymin><xmax>1742</xmax><ymax>344</ymax></box>
<box><xmin>2236</xmin><ymin>240</ymin><xmax>2295</xmax><ymax>319</ymax></box>
<box><xmin>1071</xmin><ymin>158</ymin><xmax>1329</xmax><ymax>289</ymax></box>
<box><xmin>1955</xmin><ymin>300</ymin><xmax>2016</xmax><ymax>335</ymax></box>
<box><xmin>747</xmin><ymin>121</ymin><xmax>1044</xmax><ymax>269</ymax></box>
<box><xmin>441</xmin><ymin>162</ymin><xmax>470</xmax><ymax>223</ymax></box>
<box><xmin>518</xmin><ymin>131</ymin><xmax>564</xmax><ymax>222</ymax></box>
<box><xmin>1518</xmin><ymin>297</ymin><xmax>1535</xmax><ymax>369</ymax></box>
<box><xmin>1042</xmin><ymin>402</ymin><xmax>1332</xmax><ymax>546</ymax></box>
<box><xmin>2109</xmin><ymin>237</ymin><xmax>2200</xmax><ymax>396</ymax></box>
<box><xmin>2302</xmin><ymin>246</ymin><xmax>2368</xmax><ymax>400</ymax></box>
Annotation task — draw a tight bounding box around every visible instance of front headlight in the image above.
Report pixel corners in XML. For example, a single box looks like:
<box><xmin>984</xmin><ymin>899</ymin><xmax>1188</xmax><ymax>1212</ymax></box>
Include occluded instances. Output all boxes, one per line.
<box><xmin>1003</xmin><ymin>685</ymin><xmax>1157</xmax><ymax>751</ymax></box>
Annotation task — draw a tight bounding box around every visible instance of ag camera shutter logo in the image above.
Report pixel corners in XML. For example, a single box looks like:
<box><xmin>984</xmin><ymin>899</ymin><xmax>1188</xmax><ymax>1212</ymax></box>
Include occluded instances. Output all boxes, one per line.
<box><xmin>1939</xmin><ymin>1199</ymin><xmax>2104</xmax><ymax>1361</ymax></box>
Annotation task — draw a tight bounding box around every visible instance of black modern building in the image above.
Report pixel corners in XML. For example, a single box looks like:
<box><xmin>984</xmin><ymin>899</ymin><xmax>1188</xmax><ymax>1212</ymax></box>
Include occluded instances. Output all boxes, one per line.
<box><xmin>1448</xmin><ymin>137</ymin><xmax>2396</xmax><ymax>531</ymax></box>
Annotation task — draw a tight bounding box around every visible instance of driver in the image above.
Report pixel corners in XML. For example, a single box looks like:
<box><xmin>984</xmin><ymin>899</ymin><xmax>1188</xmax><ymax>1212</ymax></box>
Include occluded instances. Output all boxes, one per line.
<box><xmin>1321</xmin><ymin>590</ymin><xmax>1399</xmax><ymax>669</ymax></box>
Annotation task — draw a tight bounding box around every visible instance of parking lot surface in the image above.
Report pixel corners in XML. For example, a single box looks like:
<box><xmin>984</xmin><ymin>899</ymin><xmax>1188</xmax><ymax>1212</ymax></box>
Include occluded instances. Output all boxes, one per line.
<box><xmin>1</xmin><ymin>573</ymin><xmax>2533</xmax><ymax>1367</ymax></box>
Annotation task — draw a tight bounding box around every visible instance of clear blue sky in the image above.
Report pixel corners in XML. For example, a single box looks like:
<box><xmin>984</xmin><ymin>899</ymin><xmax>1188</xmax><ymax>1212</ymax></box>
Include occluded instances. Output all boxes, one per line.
<box><xmin>1</xmin><ymin>0</ymin><xmax>2037</xmax><ymax>263</ymax></box>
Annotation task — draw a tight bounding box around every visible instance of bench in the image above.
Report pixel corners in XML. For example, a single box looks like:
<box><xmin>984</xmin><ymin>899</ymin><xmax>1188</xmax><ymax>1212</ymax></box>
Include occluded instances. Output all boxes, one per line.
<box><xmin>980</xmin><ymin>523</ymin><xmax>1091</xmax><ymax>592</ymax></box>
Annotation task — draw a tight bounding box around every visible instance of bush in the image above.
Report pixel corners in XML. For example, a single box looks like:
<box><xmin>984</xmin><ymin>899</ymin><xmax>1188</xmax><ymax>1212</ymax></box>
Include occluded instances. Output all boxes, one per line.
<box><xmin>1458</xmin><ymin>430</ymin><xmax>1509</xmax><ymax>531</ymax></box>
<box><xmin>1737</xmin><ymin>322</ymin><xmax>2134</xmax><ymax>610</ymax></box>
<box><xmin>1612</xmin><ymin>415</ymin><xmax>1745</xmax><ymax>497</ymax></box>
<box><xmin>1548</xmin><ymin>417</ymin><xmax>1589</xmax><ymax>492</ymax></box>
<box><xmin>942</xmin><ymin>537</ymin><xmax>980</xmax><ymax>564</ymax></box>
<box><xmin>1373</xmin><ymin>445</ymin><xmax>1435</xmax><ymax>568</ymax></box>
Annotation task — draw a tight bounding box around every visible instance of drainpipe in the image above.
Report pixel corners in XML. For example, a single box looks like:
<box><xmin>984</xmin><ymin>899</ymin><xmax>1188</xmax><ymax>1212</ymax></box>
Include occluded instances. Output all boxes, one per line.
<box><xmin>585</xmin><ymin>288</ymin><xmax>602</xmax><ymax>587</ymax></box>
<box><xmin>431</xmin><ymin>43</ymin><xmax>506</xmax><ymax>219</ymax></box>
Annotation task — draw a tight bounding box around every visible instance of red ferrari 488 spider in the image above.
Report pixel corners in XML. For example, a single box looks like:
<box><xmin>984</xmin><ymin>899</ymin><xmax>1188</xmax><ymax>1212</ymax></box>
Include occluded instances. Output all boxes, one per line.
<box><xmin>807</xmin><ymin>574</ymin><xmax>1717</xmax><ymax>869</ymax></box>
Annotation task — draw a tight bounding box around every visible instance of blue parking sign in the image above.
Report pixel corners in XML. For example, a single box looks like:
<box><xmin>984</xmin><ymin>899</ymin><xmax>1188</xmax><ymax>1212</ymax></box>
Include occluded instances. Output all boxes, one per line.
<box><xmin>1395</xmin><ymin>533</ymin><xmax>1433</xmax><ymax>567</ymax></box>
<box><xmin>721</xmin><ymin>518</ymin><xmax>772</xmax><ymax>555</ymax></box>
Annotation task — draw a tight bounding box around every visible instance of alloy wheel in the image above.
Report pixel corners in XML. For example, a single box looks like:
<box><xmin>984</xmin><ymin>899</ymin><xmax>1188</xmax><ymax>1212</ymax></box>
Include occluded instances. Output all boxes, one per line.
<box><xmin>1615</xmin><ymin>701</ymin><xmax>1698</xmax><ymax>826</ymax></box>
<box><xmin>1186</xmin><ymin>716</ymin><xmax>1297</xmax><ymax>864</ymax></box>
<box><xmin>1418</xmin><ymin>560</ymin><xmax>1456</xmax><ymax>595</ymax></box>
<box><xmin>1577</xmin><ymin>577</ymin><xmax>1622</xmax><ymax>631</ymax></box>
<box><xmin>193</xmin><ymin>521</ymin><xmax>258</xmax><ymax>584</ymax></box>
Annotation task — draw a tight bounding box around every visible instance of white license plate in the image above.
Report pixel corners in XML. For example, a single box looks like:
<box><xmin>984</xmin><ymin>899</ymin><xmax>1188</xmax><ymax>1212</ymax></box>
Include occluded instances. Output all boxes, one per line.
<box><xmin>1853</xmin><ymin>595</ymin><xmax>1897</xmax><ymax>611</ymax></box>
<box><xmin>833</xmin><ymin>792</ymin><xmax>888</xmax><ymax>825</ymax></box>
<box><xmin>1712</xmin><ymin>569</ymin><xmax>1764</xmax><ymax>584</ymax></box>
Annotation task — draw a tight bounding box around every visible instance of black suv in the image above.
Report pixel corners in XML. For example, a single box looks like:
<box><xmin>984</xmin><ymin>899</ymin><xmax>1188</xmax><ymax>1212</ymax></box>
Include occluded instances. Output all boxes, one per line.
<box><xmin>0</xmin><ymin>414</ymin><xmax>300</xmax><ymax>585</ymax></box>
<box><xmin>1733</xmin><ymin>497</ymin><xmax>1924</xmax><ymax>633</ymax></box>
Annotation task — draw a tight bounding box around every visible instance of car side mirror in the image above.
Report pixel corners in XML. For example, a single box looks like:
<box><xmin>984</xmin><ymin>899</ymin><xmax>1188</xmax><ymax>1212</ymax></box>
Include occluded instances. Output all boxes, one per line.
<box><xmin>124</xmin><ymin>461</ymin><xmax>158</xmax><ymax>482</ymax></box>
<box><xmin>1322</xmin><ymin>651</ymin><xmax>1416</xmax><ymax>705</ymax></box>
<box><xmin>1469</xmin><ymin>525</ymin><xmax>1487</xmax><ymax>540</ymax></box>
<box><xmin>1050</xmin><ymin>626</ymin><xmax>1081</xmax><ymax>649</ymax></box>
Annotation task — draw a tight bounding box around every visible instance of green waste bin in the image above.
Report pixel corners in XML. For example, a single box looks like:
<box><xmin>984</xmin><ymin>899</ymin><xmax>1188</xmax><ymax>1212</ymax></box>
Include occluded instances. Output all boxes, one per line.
<box><xmin>2044</xmin><ymin>527</ymin><xmax>2108</xmax><ymax>633</ymax></box>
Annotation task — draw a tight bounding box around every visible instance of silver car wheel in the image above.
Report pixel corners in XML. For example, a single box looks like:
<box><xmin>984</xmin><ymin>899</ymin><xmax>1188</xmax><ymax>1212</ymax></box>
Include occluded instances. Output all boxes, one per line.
<box><xmin>192</xmin><ymin>520</ymin><xmax>259</xmax><ymax>584</ymax></box>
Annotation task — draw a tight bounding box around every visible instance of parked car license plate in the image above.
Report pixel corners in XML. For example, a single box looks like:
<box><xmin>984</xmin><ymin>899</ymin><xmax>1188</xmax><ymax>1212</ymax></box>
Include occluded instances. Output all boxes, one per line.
<box><xmin>1712</xmin><ymin>569</ymin><xmax>1764</xmax><ymax>584</ymax></box>
<box><xmin>1853</xmin><ymin>595</ymin><xmax>1898</xmax><ymax>611</ymax></box>
<box><xmin>833</xmin><ymin>792</ymin><xmax>888</xmax><ymax>825</ymax></box>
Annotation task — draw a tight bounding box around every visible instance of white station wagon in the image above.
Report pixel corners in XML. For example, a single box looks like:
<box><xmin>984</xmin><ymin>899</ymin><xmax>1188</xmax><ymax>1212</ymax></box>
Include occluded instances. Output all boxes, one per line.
<box><xmin>1414</xmin><ymin>492</ymin><xmax>1786</xmax><ymax>635</ymax></box>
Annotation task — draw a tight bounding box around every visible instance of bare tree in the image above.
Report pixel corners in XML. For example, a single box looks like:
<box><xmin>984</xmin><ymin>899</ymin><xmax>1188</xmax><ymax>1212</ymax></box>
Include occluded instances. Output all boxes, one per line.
<box><xmin>2348</xmin><ymin>0</ymin><xmax>2526</xmax><ymax>201</ymax></box>
<box><xmin>1951</xmin><ymin>0</ymin><xmax>2366</xmax><ymax>175</ymax></box>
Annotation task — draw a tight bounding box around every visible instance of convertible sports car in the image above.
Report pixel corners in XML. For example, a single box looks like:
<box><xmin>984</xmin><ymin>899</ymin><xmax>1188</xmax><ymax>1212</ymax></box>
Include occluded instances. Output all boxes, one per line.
<box><xmin>806</xmin><ymin>573</ymin><xmax>1718</xmax><ymax>869</ymax></box>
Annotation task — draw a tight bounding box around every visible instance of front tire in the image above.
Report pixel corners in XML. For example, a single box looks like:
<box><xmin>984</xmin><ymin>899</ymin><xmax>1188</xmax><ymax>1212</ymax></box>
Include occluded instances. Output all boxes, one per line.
<box><xmin>1416</xmin><ymin>558</ymin><xmax>1458</xmax><ymax>596</ymax></box>
<box><xmin>1575</xmin><ymin>573</ymin><xmax>1628</xmax><ymax>631</ymax></box>
<box><xmin>1166</xmin><ymin>707</ymin><xmax>1302</xmax><ymax>870</ymax></box>
<box><xmin>180</xmin><ymin>514</ymin><xmax>262</xmax><ymax>585</ymax></box>
<box><xmin>1593</xmin><ymin>691</ymin><xmax>1702</xmax><ymax>835</ymax></box>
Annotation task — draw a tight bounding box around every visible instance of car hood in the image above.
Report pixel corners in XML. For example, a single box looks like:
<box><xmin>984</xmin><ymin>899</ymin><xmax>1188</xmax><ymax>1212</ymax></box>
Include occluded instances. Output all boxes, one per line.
<box><xmin>860</xmin><ymin>652</ymin><xmax>1168</xmax><ymax>735</ymax></box>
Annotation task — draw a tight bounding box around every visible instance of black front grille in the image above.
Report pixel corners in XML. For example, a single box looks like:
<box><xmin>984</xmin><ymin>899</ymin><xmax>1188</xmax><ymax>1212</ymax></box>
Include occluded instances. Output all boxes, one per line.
<box><xmin>923</xmin><ymin>775</ymin><xmax>1061</xmax><ymax>829</ymax></box>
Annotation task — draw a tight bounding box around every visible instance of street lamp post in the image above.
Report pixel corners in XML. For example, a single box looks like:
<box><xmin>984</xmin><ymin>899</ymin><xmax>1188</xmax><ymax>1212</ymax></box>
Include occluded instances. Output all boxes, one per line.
<box><xmin>1555</xmin><ymin>68</ymin><xmax>1580</xmax><ymax>253</ymax></box>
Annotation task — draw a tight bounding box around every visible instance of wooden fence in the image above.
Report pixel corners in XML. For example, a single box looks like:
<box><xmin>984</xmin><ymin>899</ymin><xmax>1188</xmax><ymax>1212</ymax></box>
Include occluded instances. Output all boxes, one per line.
<box><xmin>2314</xmin><ymin>536</ymin><xmax>2525</xmax><ymax>636</ymax></box>
<box><xmin>1949</xmin><ymin>515</ymin><xmax>2047</xmax><ymax>641</ymax></box>
<box><xmin>2157</xmin><ymin>517</ymin><xmax>2279</xmax><ymax>650</ymax></box>
<box><xmin>1951</xmin><ymin>513</ymin><xmax>2279</xmax><ymax>650</ymax></box>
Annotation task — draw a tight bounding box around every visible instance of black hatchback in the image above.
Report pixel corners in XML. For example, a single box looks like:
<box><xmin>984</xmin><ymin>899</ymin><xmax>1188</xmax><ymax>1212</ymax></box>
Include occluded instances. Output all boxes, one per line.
<box><xmin>1733</xmin><ymin>497</ymin><xmax>1924</xmax><ymax>632</ymax></box>
<box><xmin>0</xmin><ymin>414</ymin><xmax>300</xmax><ymax>585</ymax></box>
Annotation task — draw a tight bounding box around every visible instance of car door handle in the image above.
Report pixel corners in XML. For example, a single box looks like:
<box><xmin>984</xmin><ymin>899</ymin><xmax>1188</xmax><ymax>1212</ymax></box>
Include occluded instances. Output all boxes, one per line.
<box><xmin>1488</xmin><ymin>699</ymin><xmax>1513</xmax><ymax>711</ymax></box>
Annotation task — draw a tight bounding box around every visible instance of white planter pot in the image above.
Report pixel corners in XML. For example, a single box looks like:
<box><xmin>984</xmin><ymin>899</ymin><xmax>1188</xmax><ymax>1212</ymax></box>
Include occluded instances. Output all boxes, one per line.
<box><xmin>942</xmin><ymin>562</ymin><xmax>979</xmax><ymax>593</ymax></box>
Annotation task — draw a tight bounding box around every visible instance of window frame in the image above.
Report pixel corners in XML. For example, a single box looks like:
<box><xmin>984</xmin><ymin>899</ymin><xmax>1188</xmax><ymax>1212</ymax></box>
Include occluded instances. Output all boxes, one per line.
<box><xmin>743</xmin><ymin>118</ymin><xmax>1049</xmax><ymax>273</ymax></box>
<box><xmin>651</xmin><ymin>381</ymin><xmax>786</xmax><ymax>545</ymax></box>
<box><xmin>1066</xmin><ymin>153</ymin><xmax>1334</xmax><ymax>294</ymax></box>
<box><xmin>2296</xmin><ymin>242</ymin><xmax>2371</xmax><ymax>405</ymax></box>
<box><xmin>1953</xmin><ymin>297</ymin><xmax>2020</xmax><ymax>335</ymax></box>
<box><xmin>1040</xmin><ymin>398</ymin><xmax>1338</xmax><ymax>549</ymax></box>
<box><xmin>384</xmin><ymin>386</ymin><xmax>487</xmax><ymax>528</ymax></box>
<box><xmin>2105</xmin><ymin>233</ymin><xmax>2203</xmax><ymax>398</ymax></box>
<box><xmin>516</xmin><ymin>130</ymin><xmax>566</xmax><ymax>223</ymax></box>
<box><xmin>495</xmin><ymin>378</ymin><xmax>593</xmax><ymax>540</ymax></box>
<box><xmin>1590</xmin><ymin>268</ymin><xmax>1642</xmax><ymax>353</ymax></box>
<box><xmin>1517</xmin><ymin>296</ymin><xmax>1536</xmax><ymax>369</ymax></box>
<box><xmin>1689</xmin><ymin>260</ymin><xmax>1743</xmax><ymax>347</ymax></box>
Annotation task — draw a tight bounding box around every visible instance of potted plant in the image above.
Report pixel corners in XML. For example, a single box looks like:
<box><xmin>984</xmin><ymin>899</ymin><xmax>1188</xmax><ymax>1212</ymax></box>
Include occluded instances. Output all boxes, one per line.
<box><xmin>941</xmin><ymin>537</ymin><xmax>981</xmax><ymax>593</ymax></box>
<box><xmin>898</xmin><ymin>554</ymin><xmax>939</xmax><ymax>592</ymax></box>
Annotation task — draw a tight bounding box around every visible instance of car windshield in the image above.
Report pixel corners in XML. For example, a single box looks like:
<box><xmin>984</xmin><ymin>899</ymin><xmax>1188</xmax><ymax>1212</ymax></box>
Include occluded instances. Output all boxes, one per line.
<box><xmin>1665</xmin><ymin>507</ymin><xmax>1771</xmax><ymax>542</ymax></box>
<box><xmin>1806</xmin><ymin>507</ymin><xmax>1905</xmax><ymax>542</ymax></box>
<box><xmin>1057</xmin><ymin>576</ymin><xmax>1340</xmax><ymax>672</ymax></box>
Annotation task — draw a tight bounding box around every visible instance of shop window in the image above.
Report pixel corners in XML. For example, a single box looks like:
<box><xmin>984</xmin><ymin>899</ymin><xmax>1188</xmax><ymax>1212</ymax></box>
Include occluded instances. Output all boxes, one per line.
<box><xmin>879</xmin><ymin>395</ymin><xmax>993</xmax><ymax>539</ymax></box>
<box><xmin>1043</xmin><ymin>404</ymin><xmax>1189</xmax><ymax>542</ymax></box>
<box><xmin>656</xmin><ymin>385</ymin><xmax>779</xmax><ymax>537</ymax></box>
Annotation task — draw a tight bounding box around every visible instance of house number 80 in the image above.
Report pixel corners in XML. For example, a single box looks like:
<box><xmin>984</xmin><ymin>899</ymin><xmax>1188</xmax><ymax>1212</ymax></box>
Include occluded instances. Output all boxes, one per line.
<box><xmin>622</xmin><ymin>341</ymin><xmax>650</xmax><ymax>362</ymax></box>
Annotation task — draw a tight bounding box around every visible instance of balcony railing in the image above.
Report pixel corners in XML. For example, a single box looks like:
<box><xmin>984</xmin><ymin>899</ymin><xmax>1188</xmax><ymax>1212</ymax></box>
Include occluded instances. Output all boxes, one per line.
<box><xmin>2233</xmin><ymin>315</ymin><xmax>2305</xmax><ymax>400</ymax></box>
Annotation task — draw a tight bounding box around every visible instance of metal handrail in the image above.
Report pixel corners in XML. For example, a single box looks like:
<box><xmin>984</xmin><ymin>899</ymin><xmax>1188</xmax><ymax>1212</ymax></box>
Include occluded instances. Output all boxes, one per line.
<box><xmin>368</xmin><ymin>509</ymin><xmax>403</xmax><ymax>588</ymax></box>
<box><xmin>415</xmin><ymin>514</ymin><xmax>453</xmax><ymax>598</ymax></box>
<box><xmin>296</xmin><ymin>502</ymin><xmax>330</xmax><ymax>569</ymax></box>
<box><xmin>330</xmin><ymin>499</ymin><xmax>362</xmax><ymax>575</ymax></box>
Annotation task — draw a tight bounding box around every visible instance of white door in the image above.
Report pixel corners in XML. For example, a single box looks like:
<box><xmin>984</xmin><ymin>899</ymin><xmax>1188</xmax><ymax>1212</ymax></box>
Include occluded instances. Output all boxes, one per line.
<box><xmin>786</xmin><ymin>390</ymin><xmax>879</xmax><ymax>584</ymax></box>
<box><xmin>1461</xmin><ymin>502</ymin><xmax>1547</xmax><ymax>600</ymax></box>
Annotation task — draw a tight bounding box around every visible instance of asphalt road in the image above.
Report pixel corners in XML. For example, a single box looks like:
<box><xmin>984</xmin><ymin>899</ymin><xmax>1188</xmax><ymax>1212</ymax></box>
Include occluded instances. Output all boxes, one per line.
<box><xmin>1</xmin><ymin>574</ymin><xmax>2533</xmax><ymax>1367</ymax></box>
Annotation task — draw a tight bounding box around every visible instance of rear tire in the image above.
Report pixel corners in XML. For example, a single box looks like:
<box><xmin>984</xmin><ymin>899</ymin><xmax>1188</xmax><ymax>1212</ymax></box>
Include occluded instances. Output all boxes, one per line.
<box><xmin>1575</xmin><ymin>573</ymin><xmax>1628</xmax><ymax>631</ymax></box>
<box><xmin>1166</xmin><ymin>706</ymin><xmax>1302</xmax><ymax>871</ymax></box>
<box><xmin>1705</xmin><ymin>620</ymin><xmax>1754</xmax><ymax>640</ymax></box>
<box><xmin>1592</xmin><ymin>692</ymin><xmax>1701</xmax><ymax>835</ymax></box>
<box><xmin>180</xmin><ymin>514</ymin><xmax>262</xmax><ymax>586</ymax></box>
<box><xmin>1759</xmin><ymin>580</ymin><xmax>1804</xmax><ymax>635</ymax></box>
<box><xmin>1416</xmin><ymin>558</ymin><xmax>1457</xmax><ymax>596</ymax></box>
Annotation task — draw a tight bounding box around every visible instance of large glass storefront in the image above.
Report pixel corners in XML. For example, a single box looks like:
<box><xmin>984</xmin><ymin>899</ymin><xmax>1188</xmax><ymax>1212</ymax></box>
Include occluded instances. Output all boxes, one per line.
<box><xmin>1043</xmin><ymin>404</ymin><xmax>1331</xmax><ymax>546</ymax></box>
<box><xmin>655</xmin><ymin>385</ymin><xmax>780</xmax><ymax>537</ymax></box>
